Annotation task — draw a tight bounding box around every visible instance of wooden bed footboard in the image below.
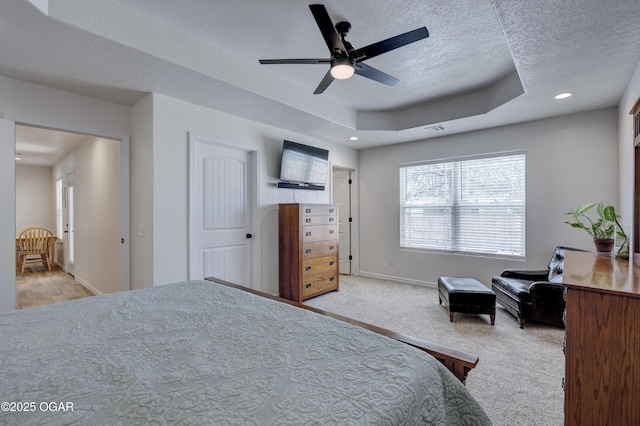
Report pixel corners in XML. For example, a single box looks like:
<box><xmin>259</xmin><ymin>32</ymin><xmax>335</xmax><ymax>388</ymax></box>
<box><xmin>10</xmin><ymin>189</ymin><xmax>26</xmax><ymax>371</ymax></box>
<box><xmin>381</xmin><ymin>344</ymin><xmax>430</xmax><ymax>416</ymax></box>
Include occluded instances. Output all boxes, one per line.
<box><xmin>205</xmin><ymin>277</ymin><xmax>479</xmax><ymax>384</ymax></box>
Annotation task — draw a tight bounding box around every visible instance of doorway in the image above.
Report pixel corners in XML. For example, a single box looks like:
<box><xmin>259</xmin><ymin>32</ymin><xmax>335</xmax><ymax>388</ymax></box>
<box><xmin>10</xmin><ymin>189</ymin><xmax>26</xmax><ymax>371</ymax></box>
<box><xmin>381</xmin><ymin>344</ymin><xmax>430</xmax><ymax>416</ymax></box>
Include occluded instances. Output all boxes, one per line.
<box><xmin>9</xmin><ymin>121</ymin><xmax>130</xmax><ymax>309</ymax></box>
<box><xmin>189</xmin><ymin>133</ymin><xmax>259</xmax><ymax>288</ymax></box>
<box><xmin>332</xmin><ymin>167</ymin><xmax>353</xmax><ymax>275</ymax></box>
<box><xmin>64</xmin><ymin>171</ymin><xmax>75</xmax><ymax>276</ymax></box>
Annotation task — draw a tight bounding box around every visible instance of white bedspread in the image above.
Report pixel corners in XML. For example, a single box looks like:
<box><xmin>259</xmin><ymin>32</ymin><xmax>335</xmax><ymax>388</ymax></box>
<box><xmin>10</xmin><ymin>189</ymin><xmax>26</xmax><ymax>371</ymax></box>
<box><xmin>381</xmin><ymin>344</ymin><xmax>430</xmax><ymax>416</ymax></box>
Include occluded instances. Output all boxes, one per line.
<box><xmin>1</xmin><ymin>280</ymin><xmax>491</xmax><ymax>425</ymax></box>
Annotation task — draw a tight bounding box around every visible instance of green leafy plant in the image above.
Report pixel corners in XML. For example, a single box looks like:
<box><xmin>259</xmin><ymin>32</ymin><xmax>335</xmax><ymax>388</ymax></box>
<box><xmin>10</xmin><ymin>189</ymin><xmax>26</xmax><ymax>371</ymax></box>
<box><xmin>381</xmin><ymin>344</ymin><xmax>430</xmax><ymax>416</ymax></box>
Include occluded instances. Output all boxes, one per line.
<box><xmin>565</xmin><ymin>201</ymin><xmax>628</xmax><ymax>257</ymax></box>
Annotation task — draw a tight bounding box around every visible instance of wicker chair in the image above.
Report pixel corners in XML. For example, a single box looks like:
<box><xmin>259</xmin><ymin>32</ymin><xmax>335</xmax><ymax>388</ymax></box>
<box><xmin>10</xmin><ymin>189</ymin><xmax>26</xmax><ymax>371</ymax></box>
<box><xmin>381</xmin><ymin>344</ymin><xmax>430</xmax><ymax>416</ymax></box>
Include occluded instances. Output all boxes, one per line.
<box><xmin>16</xmin><ymin>226</ymin><xmax>56</xmax><ymax>274</ymax></box>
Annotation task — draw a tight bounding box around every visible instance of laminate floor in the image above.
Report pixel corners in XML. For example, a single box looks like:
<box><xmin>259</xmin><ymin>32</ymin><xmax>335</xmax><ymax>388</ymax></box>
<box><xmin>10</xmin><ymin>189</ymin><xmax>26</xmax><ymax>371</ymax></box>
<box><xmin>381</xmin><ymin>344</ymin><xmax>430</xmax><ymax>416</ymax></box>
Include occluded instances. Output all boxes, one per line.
<box><xmin>16</xmin><ymin>264</ymin><xmax>94</xmax><ymax>309</ymax></box>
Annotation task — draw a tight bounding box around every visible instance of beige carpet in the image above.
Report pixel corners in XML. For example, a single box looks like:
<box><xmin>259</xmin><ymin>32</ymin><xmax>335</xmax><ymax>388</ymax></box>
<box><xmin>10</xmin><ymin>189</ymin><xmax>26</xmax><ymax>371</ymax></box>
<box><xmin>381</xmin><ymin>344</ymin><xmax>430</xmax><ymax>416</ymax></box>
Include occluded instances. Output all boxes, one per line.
<box><xmin>304</xmin><ymin>275</ymin><xmax>564</xmax><ymax>426</ymax></box>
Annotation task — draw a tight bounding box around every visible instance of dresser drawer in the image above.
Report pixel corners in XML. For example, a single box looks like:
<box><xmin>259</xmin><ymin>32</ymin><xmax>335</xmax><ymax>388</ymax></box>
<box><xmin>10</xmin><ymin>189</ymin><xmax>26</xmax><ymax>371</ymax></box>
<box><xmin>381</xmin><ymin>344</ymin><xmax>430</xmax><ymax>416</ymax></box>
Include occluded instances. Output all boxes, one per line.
<box><xmin>302</xmin><ymin>256</ymin><xmax>338</xmax><ymax>277</ymax></box>
<box><xmin>302</xmin><ymin>205</ymin><xmax>338</xmax><ymax>217</ymax></box>
<box><xmin>302</xmin><ymin>274</ymin><xmax>338</xmax><ymax>298</ymax></box>
<box><xmin>302</xmin><ymin>215</ymin><xmax>337</xmax><ymax>225</ymax></box>
<box><xmin>302</xmin><ymin>225</ymin><xmax>337</xmax><ymax>243</ymax></box>
<box><xmin>302</xmin><ymin>241</ymin><xmax>337</xmax><ymax>259</ymax></box>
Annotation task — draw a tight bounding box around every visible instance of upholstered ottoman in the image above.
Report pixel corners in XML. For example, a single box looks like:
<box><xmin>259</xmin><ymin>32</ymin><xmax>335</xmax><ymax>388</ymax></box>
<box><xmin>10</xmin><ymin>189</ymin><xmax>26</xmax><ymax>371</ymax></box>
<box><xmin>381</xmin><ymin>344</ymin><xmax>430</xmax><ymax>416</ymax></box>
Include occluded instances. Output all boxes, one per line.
<box><xmin>438</xmin><ymin>276</ymin><xmax>496</xmax><ymax>325</ymax></box>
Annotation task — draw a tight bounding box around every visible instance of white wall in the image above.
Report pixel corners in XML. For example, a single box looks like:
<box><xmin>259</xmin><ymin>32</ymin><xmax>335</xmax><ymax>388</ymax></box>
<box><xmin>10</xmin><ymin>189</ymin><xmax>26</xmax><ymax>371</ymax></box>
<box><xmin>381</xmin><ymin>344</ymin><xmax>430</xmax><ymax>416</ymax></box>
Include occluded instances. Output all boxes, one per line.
<box><xmin>52</xmin><ymin>137</ymin><xmax>121</xmax><ymax>295</ymax></box>
<box><xmin>0</xmin><ymin>119</ymin><xmax>15</xmax><ymax>312</ymax></box>
<box><xmin>15</xmin><ymin>164</ymin><xmax>55</xmax><ymax>231</ymax></box>
<box><xmin>618</xmin><ymin>60</ymin><xmax>640</xmax><ymax>257</ymax></box>
<box><xmin>130</xmin><ymin>95</ymin><xmax>154</xmax><ymax>290</ymax></box>
<box><xmin>0</xmin><ymin>76</ymin><xmax>131</xmax><ymax>135</ymax></box>
<box><xmin>137</xmin><ymin>94</ymin><xmax>358</xmax><ymax>294</ymax></box>
<box><xmin>358</xmin><ymin>108</ymin><xmax>619</xmax><ymax>286</ymax></box>
<box><xmin>0</xmin><ymin>76</ymin><xmax>131</xmax><ymax>311</ymax></box>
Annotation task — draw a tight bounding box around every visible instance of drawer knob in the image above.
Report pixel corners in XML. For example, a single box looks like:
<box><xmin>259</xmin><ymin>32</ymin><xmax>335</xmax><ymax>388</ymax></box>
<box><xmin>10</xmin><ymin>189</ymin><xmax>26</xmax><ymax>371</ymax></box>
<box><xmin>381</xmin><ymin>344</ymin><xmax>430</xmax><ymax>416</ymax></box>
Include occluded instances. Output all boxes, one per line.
<box><xmin>329</xmin><ymin>217</ymin><xmax>334</xmax><ymax>222</ymax></box>
<box><xmin>306</xmin><ymin>249</ymin><xmax>312</xmax><ymax>254</ymax></box>
<box><xmin>329</xmin><ymin>261</ymin><xmax>335</xmax><ymax>266</ymax></box>
<box><xmin>306</xmin><ymin>283</ymin><xmax>312</xmax><ymax>288</ymax></box>
<box><xmin>305</xmin><ymin>218</ymin><xmax>311</xmax><ymax>223</ymax></box>
<box><xmin>329</xmin><ymin>277</ymin><xmax>335</xmax><ymax>282</ymax></box>
<box><xmin>306</xmin><ymin>266</ymin><xmax>312</xmax><ymax>271</ymax></box>
<box><xmin>329</xmin><ymin>230</ymin><xmax>334</xmax><ymax>234</ymax></box>
<box><xmin>306</xmin><ymin>232</ymin><xmax>311</xmax><ymax>236</ymax></box>
<box><xmin>329</xmin><ymin>245</ymin><xmax>335</xmax><ymax>250</ymax></box>
<box><xmin>329</xmin><ymin>209</ymin><xmax>334</xmax><ymax>212</ymax></box>
<box><xmin>306</xmin><ymin>209</ymin><xmax>311</xmax><ymax>213</ymax></box>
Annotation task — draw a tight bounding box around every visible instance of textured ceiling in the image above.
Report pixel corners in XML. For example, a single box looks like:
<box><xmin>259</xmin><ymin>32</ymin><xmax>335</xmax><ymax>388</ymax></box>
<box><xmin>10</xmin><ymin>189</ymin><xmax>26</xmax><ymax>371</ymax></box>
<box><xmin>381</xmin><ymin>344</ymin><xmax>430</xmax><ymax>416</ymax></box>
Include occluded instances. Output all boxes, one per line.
<box><xmin>2</xmin><ymin>0</ymin><xmax>640</xmax><ymax>157</ymax></box>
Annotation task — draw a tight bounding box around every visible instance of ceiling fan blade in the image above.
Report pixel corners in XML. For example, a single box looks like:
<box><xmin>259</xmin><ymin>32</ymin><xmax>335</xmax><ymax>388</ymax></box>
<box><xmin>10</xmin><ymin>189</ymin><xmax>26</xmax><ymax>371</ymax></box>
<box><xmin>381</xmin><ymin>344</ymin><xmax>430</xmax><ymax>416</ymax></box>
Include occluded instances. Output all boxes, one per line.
<box><xmin>309</xmin><ymin>4</ymin><xmax>347</xmax><ymax>56</ymax></box>
<box><xmin>259</xmin><ymin>59</ymin><xmax>330</xmax><ymax>65</ymax></box>
<box><xmin>313</xmin><ymin>69</ymin><xmax>335</xmax><ymax>94</ymax></box>
<box><xmin>355</xmin><ymin>63</ymin><xmax>399</xmax><ymax>86</ymax></box>
<box><xmin>351</xmin><ymin>27</ymin><xmax>429</xmax><ymax>62</ymax></box>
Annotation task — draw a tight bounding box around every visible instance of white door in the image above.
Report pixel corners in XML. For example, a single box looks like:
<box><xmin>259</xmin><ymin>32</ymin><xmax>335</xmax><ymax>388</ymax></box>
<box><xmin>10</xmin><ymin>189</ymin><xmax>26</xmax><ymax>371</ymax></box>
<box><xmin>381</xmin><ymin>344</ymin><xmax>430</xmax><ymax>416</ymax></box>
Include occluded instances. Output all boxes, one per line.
<box><xmin>64</xmin><ymin>171</ymin><xmax>75</xmax><ymax>276</ymax></box>
<box><xmin>332</xmin><ymin>168</ymin><xmax>352</xmax><ymax>275</ymax></box>
<box><xmin>190</xmin><ymin>136</ymin><xmax>253</xmax><ymax>286</ymax></box>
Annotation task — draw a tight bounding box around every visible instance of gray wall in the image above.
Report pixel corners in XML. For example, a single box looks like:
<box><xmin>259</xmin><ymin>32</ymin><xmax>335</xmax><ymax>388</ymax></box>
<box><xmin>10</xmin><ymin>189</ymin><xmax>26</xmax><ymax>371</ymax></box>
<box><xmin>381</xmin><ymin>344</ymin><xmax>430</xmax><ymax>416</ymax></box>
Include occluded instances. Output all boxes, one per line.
<box><xmin>15</xmin><ymin>164</ymin><xmax>55</xmax><ymax>232</ymax></box>
<box><xmin>357</xmin><ymin>108</ymin><xmax>619</xmax><ymax>286</ymax></box>
<box><xmin>618</xmin><ymin>60</ymin><xmax>640</xmax><ymax>253</ymax></box>
<box><xmin>52</xmin><ymin>137</ymin><xmax>121</xmax><ymax>295</ymax></box>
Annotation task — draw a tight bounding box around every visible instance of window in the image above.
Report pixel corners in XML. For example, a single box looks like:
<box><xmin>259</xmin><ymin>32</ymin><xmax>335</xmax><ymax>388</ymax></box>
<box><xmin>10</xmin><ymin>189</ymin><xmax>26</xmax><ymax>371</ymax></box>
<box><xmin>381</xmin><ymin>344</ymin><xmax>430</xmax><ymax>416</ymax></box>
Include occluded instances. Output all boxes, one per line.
<box><xmin>400</xmin><ymin>152</ymin><xmax>525</xmax><ymax>257</ymax></box>
<box><xmin>56</xmin><ymin>178</ymin><xmax>63</xmax><ymax>240</ymax></box>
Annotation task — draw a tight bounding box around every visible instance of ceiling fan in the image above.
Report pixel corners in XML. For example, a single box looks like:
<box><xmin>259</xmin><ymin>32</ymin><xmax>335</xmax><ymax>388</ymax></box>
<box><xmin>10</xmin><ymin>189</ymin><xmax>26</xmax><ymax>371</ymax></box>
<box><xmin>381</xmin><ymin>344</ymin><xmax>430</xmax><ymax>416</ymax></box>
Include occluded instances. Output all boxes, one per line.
<box><xmin>259</xmin><ymin>4</ymin><xmax>429</xmax><ymax>94</ymax></box>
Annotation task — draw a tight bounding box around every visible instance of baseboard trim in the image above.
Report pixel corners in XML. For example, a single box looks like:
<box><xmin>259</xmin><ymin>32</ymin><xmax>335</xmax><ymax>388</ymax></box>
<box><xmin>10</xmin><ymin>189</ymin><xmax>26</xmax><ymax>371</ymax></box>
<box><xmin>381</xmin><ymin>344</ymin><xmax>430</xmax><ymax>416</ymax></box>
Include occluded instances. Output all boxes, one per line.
<box><xmin>356</xmin><ymin>271</ymin><xmax>438</xmax><ymax>288</ymax></box>
<box><xmin>73</xmin><ymin>275</ymin><xmax>102</xmax><ymax>295</ymax></box>
<box><xmin>53</xmin><ymin>261</ymin><xmax>101</xmax><ymax>295</ymax></box>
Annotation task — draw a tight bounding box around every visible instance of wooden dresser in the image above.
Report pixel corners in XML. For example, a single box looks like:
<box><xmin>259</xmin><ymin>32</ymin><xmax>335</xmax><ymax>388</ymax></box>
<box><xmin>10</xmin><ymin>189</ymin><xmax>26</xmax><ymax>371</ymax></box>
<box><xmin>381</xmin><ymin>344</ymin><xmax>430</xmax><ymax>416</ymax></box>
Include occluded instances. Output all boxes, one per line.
<box><xmin>562</xmin><ymin>251</ymin><xmax>640</xmax><ymax>425</ymax></box>
<box><xmin>278</xmin><ymin>203</ymin><xmax>339</xmax><ymax>302</ymax></box>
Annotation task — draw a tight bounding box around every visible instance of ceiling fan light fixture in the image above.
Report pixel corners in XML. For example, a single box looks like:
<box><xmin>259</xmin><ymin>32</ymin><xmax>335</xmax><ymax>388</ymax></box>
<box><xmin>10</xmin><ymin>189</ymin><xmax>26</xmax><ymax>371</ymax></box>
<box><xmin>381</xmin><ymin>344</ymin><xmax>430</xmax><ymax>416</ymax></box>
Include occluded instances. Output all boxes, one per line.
<box><xmin>330</xmin><ymin>57</ymin><xmax>355</xmax><ymax>79</ymax></box>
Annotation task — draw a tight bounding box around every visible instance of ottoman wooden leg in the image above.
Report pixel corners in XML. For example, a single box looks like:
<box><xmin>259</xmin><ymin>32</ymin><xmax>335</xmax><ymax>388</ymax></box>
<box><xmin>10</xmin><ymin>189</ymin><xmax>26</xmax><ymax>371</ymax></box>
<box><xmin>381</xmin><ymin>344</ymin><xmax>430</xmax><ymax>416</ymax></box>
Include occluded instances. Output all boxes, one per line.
<box><xmin>449</xmin><ymin>312</ymin><xmax>454</xmax><ymax>322</ymax></box>
<box><xmin>490</xmin><ymin>314</ymin><xmax>495</xmax><ymax>325</ymax></box>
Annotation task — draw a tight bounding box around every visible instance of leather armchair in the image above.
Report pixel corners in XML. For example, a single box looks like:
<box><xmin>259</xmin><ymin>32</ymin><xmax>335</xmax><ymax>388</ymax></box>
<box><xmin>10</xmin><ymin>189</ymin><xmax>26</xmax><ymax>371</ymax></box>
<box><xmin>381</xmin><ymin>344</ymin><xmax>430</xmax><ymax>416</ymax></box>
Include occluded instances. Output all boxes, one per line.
<box><xmin>491</xmin><ymin>246</ymin><xmax>587</xmax><ymax>328</ymax></box>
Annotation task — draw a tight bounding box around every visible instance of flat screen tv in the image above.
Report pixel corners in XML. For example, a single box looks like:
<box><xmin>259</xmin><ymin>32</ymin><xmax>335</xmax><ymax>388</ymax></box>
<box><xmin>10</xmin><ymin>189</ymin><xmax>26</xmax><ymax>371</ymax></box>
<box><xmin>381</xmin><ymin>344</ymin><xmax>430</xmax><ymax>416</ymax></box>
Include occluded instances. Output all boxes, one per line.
<box><xmin>278</xmin><ymin>140</ymin><xmax>329</xmax><ymax>190</ymax></box>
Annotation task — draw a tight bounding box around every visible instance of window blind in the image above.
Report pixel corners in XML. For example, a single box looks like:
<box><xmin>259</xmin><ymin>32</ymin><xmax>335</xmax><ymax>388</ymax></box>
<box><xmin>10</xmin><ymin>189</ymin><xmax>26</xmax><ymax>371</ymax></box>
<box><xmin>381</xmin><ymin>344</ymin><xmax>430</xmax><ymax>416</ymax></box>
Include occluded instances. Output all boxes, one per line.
<box><xmin>400</xmin><ymin>153</ymin><xmax>525</xmax><ymax>257</ymax></box>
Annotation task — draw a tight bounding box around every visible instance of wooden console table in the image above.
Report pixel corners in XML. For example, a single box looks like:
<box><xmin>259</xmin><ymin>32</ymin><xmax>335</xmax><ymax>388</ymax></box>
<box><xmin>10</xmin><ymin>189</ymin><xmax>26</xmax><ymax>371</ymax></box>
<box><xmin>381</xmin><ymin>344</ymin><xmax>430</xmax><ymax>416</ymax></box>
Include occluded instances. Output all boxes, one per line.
<box><xmin>562</xmin><ymin>251</ymin><xmax>640</xmax><ymax>425</ymax></box>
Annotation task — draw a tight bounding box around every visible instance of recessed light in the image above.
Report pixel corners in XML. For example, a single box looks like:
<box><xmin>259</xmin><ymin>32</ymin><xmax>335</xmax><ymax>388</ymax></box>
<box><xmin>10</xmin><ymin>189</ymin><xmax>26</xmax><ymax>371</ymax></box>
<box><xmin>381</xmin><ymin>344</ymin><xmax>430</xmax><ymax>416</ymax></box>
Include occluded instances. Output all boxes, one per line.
<box><xmin>426</xmin><ymin>125</ymin><xmax>445</xmax><ymax>132</ymax></box>
<box><xmin>554</xmin><ymin>92</ymin><xmax>572</xmax><ymax>100</ymax></box>
<box><xmin>349</xmin><ymin>136</ymin><xmax>358</xmax><ymax>141</ymax></box>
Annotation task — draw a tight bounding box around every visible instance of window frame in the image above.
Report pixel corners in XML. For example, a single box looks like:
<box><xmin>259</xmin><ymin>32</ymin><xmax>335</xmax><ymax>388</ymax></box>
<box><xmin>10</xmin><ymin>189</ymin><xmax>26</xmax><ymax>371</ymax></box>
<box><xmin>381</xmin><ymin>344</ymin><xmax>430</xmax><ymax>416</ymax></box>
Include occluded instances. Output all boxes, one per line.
<box><xmin>399</xmin><ymin>151</ymin><xmax>526</xmax><ymax>259</ymax></box>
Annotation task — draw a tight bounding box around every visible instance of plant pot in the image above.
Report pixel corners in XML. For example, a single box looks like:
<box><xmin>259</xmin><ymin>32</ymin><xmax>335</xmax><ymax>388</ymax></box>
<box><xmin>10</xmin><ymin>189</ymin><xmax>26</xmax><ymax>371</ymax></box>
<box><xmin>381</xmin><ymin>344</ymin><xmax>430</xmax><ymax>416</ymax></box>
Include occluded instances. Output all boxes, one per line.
<box><xmin>593</xmin><ymin>238</ymin><xmax>614</xmax><ymax>254</ymax></box>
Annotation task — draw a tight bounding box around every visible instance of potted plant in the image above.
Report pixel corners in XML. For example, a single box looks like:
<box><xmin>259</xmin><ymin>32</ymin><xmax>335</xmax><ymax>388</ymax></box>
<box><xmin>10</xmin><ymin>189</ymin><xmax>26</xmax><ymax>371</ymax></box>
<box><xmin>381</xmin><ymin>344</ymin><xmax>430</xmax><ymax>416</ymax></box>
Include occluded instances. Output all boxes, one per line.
<box><xmin>564</xmin><ymin>202</ymin><xmax>628</xmax><ymax>257</ymax></box>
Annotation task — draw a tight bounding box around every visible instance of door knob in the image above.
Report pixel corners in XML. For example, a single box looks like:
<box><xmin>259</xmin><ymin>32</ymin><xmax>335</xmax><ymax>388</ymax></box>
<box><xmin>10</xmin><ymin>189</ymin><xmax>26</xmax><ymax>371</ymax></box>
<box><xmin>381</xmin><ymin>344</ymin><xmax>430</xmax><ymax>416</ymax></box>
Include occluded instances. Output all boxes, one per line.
<box><xmin>246</xmin><ymin>233</ymin><xmax>253</xmax><ymax>239</ymax></box>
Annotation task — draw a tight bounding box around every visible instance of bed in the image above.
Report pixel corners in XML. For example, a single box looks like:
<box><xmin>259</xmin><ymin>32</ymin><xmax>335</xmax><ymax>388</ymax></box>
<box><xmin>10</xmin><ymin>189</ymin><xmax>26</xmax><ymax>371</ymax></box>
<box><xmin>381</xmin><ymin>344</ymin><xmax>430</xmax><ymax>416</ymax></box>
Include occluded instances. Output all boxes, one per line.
<box><xmin>1</xmin><ymin>278</ymin><xmax>491</xmax><ymax>425</ymax></box>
